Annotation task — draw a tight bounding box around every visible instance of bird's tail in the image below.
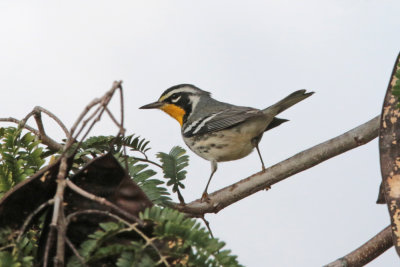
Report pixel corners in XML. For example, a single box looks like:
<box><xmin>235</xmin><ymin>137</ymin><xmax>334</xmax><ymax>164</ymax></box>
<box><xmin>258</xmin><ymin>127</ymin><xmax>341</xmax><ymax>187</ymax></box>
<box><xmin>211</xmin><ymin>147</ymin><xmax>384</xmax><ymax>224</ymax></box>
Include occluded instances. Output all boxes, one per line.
<box><xmin>262</xmin><ymin>89</ymin><xmax>314</xmax><ymax>116</ymax></box>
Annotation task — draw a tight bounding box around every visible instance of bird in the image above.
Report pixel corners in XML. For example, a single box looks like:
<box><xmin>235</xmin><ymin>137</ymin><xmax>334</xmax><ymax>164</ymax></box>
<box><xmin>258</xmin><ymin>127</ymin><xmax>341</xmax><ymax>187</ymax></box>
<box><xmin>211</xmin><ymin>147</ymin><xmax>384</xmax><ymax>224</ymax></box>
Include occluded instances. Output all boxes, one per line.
<box><xmin>140</xmin><ymin>84</ymin><xmax>313</xmax><ymax>201</ymax></box>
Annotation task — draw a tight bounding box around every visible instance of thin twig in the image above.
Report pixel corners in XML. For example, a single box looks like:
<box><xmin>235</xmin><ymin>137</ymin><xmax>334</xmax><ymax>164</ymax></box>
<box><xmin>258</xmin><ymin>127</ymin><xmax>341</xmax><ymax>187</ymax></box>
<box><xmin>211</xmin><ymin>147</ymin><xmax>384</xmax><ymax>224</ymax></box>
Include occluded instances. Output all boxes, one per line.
<box><xmin>0</xmin><ymin>117</ymin><xmax>63</xmax><ymax>151</ymax></box>
<box><xmin>176</xmin><ymin>189</ymin><xmax>185</xmax><ymax>205</ymax></box>
<box><xmin>33</xmin><ymin>111</ymin><xmax>46</xmax><ymax>137</ymax></box>
<box><xmin>17</xmin><ymin>199</ymin><xmax>54</xmax><ymax>242</ymax></box>
<box><xmin>43</xmin><ymin>226</ymin><xmax>55</xmax><ymax>267</ymax></box>
<box><xmin>65</xmin><ymin>209</ymin><xmax>128</xmax><ymax>225</ymax></box>
<box><xmin>65</xmin><ymin>237</ymin><xmax>88</xmax><ymax>267</ymax></box>
<box><xmin>132</xmin><ymin>157</ymin><xmax>162</xmax><ymax>168</ymax></box>
<box><xmin>173</xmin><ymin>116</ymin><xmax>380</xmax><ymax>215</ymax></box>
<box><xmin>200</xmin><ymin>216</ymin><xmax>214</xmax><ymax>239</ymax></box>
<box><xmin>324</xmin><ymin>225</ymin><xmax>393</xmax><ymax>267</ymax></box>
<box><xmin>118</xmin><ymin>85</ymin><xmax>125</xmax><ymax>134</ymax></box>
<box><xmin>105</xmin><ymin>107</ymin><xmax>123</xmax><ymax>128</ymax></box>
<box><xmin>69</xmin><ymin>98</ymin><xmax>102</xmax><ymax>139</ymax></box>
<box><xmin>65</xmin><ymin>209</ymin><xmax>170</xmax><ymax>267</ymax></box>
<box><xmin>33</xmin><ymin>106</ymin><xmax>70</xmax><ymax>138</ymax></box>
<box><xmin>70</xmin><ymin>81</ymin><xmax>123</xmax><ymax>153</ymax></box>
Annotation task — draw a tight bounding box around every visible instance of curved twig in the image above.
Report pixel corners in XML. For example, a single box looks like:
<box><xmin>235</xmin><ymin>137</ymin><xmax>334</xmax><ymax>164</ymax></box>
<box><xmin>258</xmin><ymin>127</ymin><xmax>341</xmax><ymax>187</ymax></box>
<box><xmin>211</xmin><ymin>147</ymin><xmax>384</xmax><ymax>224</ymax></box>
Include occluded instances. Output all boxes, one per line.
<box><xmin>33</xmin><ymin>106</ymin><xmax>70</xmax><ymax>138</ymax></box>
<box><xmin>65</xmin><ymin>209</ymin><xmax>170</xmax><ymax>267</ymax></box>
<box><xmin>0</xmin><ymin>117</ymin><xmax>63</xmax><ymax>151</ymax></box>
<box><xmin>17</xmin><ymin>199</ymin><xmax>54</xmax><ymax>242</ymax></box>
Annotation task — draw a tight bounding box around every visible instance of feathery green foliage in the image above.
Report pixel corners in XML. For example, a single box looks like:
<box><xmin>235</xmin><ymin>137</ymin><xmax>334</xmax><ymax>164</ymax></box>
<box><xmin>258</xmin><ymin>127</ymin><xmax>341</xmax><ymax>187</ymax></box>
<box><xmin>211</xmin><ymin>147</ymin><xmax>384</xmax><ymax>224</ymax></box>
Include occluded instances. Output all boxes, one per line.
<box><xmin>0</xmin><ymin>127</ymin><xmax>45</xmax><ymax>198</ymax></box>
<box><xmin>0</xmin><ymin>128</ymin><xmax>240</xmax><ymax>266</ymax></box>
<box><xmin>75</xmin><ymin>134</ymin><xmax>171</xmax><ymax>205</ymax></box>
<box><xmin>121</xmin><ymin>156</ymin><xmax>171</xmax><ymax>205</ymax></box>
<box><xmin>156</xmin><ymin>146</ymin><xmax>189</xmax><ymax>193</ymax></box>
<box><xmin>76</xmin><ymin>134</ymin><xmax>151</xmax><ymax>158</ymax></box>
<box><xmin>141</xmin><ymin>206</ymin><xmax>242</xmax><ymax>267</ymax></box>
<box><xmin>0</xmin><ymin>227</ymin><xmax>37</xmax><ymax>267</ymax></box>
<box><xmin>67</xmin><ymin>222</ymin><xmax>130</xmax><ymax>266</ymax></box>
<box><xmin>68</xmin><ymin>206</ymin><xmax>242</xmax><ymax>267</ymax></box>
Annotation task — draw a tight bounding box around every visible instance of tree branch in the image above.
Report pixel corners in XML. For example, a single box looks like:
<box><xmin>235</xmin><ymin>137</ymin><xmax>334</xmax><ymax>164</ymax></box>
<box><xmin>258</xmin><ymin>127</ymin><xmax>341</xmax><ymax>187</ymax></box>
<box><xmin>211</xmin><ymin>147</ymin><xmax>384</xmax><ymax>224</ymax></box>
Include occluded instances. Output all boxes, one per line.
<box><xmin>174</xmin><ymin>116</ymin><xmax>380</xmax><ymax>215</ymax></box>
<box><xmin>324</xmin><ymin>225</ymin><xmax>393</xmax><ymax>267</ymax></box>
<box><xmin>0</xmin><ymin>117</ymin><xmax>63</xmax><ymax>151</ymax></box>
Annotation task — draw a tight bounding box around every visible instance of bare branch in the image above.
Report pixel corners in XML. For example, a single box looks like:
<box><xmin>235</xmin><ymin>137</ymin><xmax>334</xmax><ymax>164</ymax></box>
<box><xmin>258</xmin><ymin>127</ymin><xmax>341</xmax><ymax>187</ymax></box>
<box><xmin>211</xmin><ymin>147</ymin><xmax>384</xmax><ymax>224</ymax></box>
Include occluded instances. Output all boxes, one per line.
<box><xmin>65</xmin><ymin>209</ymin><xmax>170</xmax><ymax>267</ymax></box>
<box><xmin>105</xmin><ymin>107</ymin><xmax>123</xmax><ymax>128</ymax></box>
<box><xmin>174</xmin><ymin>116</ymin><xmax>380</xmax><ymax>215</ymax></box>
<box><xmin>65</xmin><ymin>237</ymin><xmax>88</xmax><ymax>267</ymax></box>
<box><xmin>69</xmin><ymin>81</ymin><xmax>122</xmax><ymax>145</ymax></box>
<box><xmin>33</xmin><ymin>106</ymin><xmax>70</xmax><ymax>138</ymax></box>
<box><xmin>131</xmin><ymin>157</ymin><xmax>162</xmax><ymax>169</ymax></box>
<box><xmin>53</xmin><ymin>157</ymin><xmax>69</xmax><ymax>267</ymax></box>
<box><xmin>17</xmin><ymin>199</ymin><xmax>54</xmax><ymax>242</ymax></box>
<box><xmin>0</xmin><ymin>117</ymin><xmax>63</xmax><ymax>151</ymax></box>
<box><xmin>324</xmin><ymin>225</ymin><xmax>393</xmax><ymax>267</ymax></box>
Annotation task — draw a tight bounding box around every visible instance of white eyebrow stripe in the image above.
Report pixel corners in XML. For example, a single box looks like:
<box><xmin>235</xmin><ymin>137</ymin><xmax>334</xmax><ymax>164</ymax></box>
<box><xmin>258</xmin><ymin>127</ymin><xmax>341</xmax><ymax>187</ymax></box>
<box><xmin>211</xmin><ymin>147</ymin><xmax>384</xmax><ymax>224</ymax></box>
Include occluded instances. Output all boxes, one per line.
<box><xmin>192</xmin><ymin>111</ymin><xmax>224</xmax><ymax>134</ymax></box>
<box><xmin>159</xmin><ymin>87</ymin><xmax>199</xmax><ymax>101</ymax></box>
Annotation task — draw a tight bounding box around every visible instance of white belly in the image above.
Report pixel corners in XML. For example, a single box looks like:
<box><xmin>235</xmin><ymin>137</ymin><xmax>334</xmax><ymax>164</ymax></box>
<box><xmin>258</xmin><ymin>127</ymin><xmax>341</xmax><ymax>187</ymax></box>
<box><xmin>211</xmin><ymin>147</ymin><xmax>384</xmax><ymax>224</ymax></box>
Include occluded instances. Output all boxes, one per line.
<box><xmin>183</xmin><ymin>117</ymin><xmax>269</xmax><ymax>162</ymax></box>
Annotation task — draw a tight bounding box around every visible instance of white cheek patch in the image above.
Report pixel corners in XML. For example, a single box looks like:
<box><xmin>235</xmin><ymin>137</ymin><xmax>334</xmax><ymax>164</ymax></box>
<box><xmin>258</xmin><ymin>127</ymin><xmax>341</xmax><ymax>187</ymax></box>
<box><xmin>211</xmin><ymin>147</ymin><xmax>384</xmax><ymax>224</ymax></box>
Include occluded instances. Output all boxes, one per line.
<box><xmin>171</xmin><ymin>95</ymin><xmax>181</xmax><ymax>103</ymax></box>
<box><xmin>188</xmin><ymin>95</ymin><xmax>200</xmax><ymax>111</ymax></box>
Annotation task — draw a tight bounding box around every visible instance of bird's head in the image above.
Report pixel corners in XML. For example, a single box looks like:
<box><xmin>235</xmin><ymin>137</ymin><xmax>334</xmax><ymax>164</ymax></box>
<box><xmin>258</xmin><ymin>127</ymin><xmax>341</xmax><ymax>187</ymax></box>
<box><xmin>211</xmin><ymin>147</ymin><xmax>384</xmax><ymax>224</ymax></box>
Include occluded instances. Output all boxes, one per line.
<box><xmin>140</xmin><ymin>84</ymin><xmax>210</xmax><ymax>125</ymax></box>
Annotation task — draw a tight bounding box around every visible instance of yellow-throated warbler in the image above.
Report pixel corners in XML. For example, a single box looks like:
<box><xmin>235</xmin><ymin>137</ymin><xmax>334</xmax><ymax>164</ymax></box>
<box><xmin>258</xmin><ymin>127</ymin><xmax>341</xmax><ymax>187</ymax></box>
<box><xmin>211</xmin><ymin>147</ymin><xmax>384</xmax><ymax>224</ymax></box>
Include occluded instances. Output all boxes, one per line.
<box><xmin>140</xmin><ymin>84</ymin><xmax>313</xmax><ymax>201</ymax></box>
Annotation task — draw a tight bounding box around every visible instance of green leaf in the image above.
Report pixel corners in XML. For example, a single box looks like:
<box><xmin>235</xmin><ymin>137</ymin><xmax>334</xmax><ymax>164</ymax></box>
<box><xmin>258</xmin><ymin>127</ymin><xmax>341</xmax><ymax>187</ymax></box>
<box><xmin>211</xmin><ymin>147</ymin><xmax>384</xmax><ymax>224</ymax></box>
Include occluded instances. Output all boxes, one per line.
<box><xmin>140</xmin><ymin>206</ymin><xmax>242</xmax><ymax>267</ymax></box>
<box><xmin>120</xmin><ymin>157</ymin><xmax>171</xmax><ymax>205</ymax></box>
<box><xmin>0</xmin><ymin>127</ymin><xmax>46</xmax><ymax>194</ymax></box>
<box><xmin>156</xmin><ymin>146</ymin><xmax>189</xmax><ymax>193</ymax></box>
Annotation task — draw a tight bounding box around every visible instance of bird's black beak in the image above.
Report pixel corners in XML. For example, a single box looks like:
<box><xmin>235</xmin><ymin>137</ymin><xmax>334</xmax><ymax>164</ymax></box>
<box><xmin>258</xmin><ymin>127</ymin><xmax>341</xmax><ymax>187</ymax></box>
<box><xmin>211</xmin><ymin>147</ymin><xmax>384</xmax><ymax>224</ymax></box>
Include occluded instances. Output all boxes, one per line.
<box><xmin>139</xmin><ymin>101</ymin><xmax>164</xmax><ymax>109</ymax></box>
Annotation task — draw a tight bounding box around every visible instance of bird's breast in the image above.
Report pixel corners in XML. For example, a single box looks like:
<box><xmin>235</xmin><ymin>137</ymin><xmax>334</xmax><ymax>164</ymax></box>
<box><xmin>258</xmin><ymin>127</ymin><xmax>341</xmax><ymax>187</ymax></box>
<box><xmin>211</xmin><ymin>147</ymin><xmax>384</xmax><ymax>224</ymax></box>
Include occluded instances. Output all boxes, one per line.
<box><xmin>183</xmin><ymin>118</ymin><xmax>268</xmax><ymax>162</ymax></box>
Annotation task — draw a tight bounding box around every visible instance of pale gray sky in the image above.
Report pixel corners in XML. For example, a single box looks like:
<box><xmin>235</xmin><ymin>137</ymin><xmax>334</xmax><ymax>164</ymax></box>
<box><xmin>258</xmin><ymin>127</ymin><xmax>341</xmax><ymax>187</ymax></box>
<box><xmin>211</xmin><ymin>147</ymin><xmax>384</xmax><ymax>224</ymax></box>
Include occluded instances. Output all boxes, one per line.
<box><xmin>1</xmin><ymin>1</ymin><xmax>399</xmax><ymax>266</ymax></box>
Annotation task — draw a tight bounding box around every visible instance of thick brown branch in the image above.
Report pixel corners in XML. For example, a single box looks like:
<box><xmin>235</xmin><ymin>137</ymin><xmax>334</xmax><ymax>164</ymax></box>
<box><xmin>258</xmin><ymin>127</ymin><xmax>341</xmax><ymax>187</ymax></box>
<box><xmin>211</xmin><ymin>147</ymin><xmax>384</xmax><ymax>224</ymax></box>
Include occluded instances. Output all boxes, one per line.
<box><xmin>174</xmin><ymin>116</ymin><xmax>380</xmax><ymax>215</ymax></box>
<box><xmin>324</xmin><ymin>225</ymin><xmax>393</xmax><ymax>267</ymax></box>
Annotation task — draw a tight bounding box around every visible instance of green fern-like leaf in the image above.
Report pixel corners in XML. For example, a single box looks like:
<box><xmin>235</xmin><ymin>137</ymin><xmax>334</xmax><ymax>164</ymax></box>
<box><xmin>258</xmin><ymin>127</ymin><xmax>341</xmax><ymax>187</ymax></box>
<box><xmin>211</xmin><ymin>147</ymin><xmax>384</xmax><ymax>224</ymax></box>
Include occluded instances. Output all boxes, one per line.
<box><xmin>119</xmin><ymin>135</ymin><xmax>151</xmax><ymax>154</ymax></box>
<box><xmin>0</xmin><ymin>127</ymin><xmax>46</xmax><ymax>197</ymax></box>
<box><xmin>141</xmin><ymin>206</ymin><xmax>242</xmax><ymax>267</ymax></box>
<box><xmin>76</xmin><ymin>134</ymin><xmax>151</xmax><ymax>161</ymax></box>
<box><xmin>67</xmin><ymin>222</ymin><xmax>128</xmax><ymax>266</ymax></box>
<box><xmin>68</xmin><ymin>207</ymin><xmax>241</xmax><ymax>266</ymax></box>
<box><xmin>0</xmin><ymin>227</ymin><xmax>37</xmax><ymax>267</ymax></box>
<box><xmin>121</xmin><ymin>156</ymin><xmax>171</xmax><ymax>205</ymax></box>
<box><xmin>156</xmin><ymin>146</ymin><xmax>189</xmax><ymax>193</ymax></box>
<box><xmin>116</xmin><ymin>251</ymin><xmax>135</xmax><ymax>267</ymax></box>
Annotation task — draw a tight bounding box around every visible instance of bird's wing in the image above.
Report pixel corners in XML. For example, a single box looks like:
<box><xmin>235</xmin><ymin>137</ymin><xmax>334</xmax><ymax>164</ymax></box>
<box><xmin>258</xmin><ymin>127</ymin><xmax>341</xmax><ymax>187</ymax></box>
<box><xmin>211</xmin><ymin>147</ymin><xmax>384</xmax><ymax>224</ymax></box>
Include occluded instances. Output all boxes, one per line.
<box><xmin>182</xmin><ymin>107</ymin><xmax>264</xmax><ymax>137</ymax></box>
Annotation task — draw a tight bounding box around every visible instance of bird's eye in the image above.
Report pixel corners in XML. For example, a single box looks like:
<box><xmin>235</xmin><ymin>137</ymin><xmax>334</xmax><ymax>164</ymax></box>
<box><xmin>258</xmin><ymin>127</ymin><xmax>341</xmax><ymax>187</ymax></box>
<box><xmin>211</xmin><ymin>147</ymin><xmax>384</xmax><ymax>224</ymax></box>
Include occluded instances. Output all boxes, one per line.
<box><xmin>171</xmin><ymin>94</ymin><xmax>181</xmax><ymax>103</ymax></box>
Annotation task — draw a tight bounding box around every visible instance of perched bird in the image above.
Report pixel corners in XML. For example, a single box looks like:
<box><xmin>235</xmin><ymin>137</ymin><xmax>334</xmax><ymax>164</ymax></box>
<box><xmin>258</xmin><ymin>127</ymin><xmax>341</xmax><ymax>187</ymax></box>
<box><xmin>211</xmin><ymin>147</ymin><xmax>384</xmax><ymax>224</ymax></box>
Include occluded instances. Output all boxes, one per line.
<box><xmin>140</xmin><ymin>84</ymin><xmax>313</xmax><ymax>201</ymax></box>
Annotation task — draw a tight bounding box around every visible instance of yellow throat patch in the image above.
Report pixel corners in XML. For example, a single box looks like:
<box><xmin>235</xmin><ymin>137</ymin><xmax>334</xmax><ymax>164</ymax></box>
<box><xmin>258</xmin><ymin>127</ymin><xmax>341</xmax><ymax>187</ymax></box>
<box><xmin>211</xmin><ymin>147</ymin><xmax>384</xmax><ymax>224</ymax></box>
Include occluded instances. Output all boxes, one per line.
<box><xmin>160</xmin><ymin>104</ymin><xmax>185</xmax><ymax>126</ymax></box>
